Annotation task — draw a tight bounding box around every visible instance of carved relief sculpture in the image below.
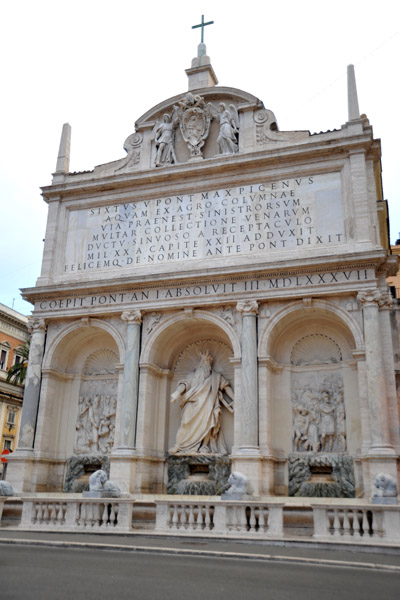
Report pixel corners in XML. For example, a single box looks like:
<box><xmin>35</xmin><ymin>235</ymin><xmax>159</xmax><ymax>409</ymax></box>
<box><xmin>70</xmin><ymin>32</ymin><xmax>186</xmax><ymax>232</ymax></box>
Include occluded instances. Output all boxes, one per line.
<box><xmin>74</xmin><ymin>348</ymin><xmax>118</xmax><ymax>455</ymax></box>
<box><xmin>74</xmin><ymin>393</ymin><xmax>117</xmax><ymax>455</ymax></box>
<box><xmin>291</xmin><ymin>375</ymin><xmax>347</xmax><ymax>453</ymax></box>
<box><xmin>169</xmin><ymin>349</ymin><xmax>234</xmax><ymax>455</ymax></box>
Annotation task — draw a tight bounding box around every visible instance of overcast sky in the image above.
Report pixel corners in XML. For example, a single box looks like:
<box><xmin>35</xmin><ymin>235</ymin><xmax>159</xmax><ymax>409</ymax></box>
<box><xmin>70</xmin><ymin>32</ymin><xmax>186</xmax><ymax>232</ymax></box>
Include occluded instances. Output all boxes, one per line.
<box><xmin>1</xmin><ymin>0</ymin><xmax>399</xmax><ymax>315</ymax></box>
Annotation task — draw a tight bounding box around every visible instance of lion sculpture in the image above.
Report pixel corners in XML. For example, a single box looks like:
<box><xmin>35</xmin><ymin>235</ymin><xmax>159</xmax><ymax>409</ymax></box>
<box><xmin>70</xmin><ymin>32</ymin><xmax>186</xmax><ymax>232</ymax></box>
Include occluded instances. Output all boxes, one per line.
<box><xmin>226</xmin><ymin>471</ymin><xmax>253</xmax><ymax>496</ymax></box>
<box><xmin>88</xmin><ymin>470</ymin><xmax>120</xmax><ymax>496</ymax></box>
<box><xmin>373</xmin><ymin>472</ymin><xmax>398</xmax><ymax>498</ymax></box>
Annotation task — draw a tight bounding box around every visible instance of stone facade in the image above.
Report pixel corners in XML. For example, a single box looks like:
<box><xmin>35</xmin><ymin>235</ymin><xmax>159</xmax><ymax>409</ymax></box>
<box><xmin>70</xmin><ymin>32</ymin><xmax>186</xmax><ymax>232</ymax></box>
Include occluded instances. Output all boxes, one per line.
<box><xmin>7</xmin><ymin>50</ymin><xmax>400</xmax><ymax>499</ymax></box>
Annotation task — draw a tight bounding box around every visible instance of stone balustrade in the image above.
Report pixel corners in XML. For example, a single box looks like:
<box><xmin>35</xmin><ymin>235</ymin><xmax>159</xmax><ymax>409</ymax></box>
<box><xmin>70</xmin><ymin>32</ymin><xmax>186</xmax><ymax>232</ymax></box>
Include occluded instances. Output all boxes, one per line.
<box><xmin>19</xmin><ymin>497</ymin><xmax>133</xmax><ymax>531</ymax></box>
<box><xmin>155</xmin><ymin>500</ymin><xmax>284</xmax><ymax>536</ymax></box>
<box><xmin>1</xmin><ymin>497</ymin><xmax>398</xmax><ymax>546</ymax></box>
<box><xmin>312</xmin><ymin>504</ymin><xmax>400</xmax><ymax>543</ymax></box>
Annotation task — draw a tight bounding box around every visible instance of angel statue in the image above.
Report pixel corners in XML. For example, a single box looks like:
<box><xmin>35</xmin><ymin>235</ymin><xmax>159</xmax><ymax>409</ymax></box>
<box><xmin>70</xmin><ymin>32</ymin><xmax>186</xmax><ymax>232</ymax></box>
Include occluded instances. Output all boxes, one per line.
<box><xmin>152</xmin><ymin>106</ymin><xmax>180</xmax><ymax>167</ymax></box>
<box><xmin>208</xmin><ymin>102</ymin><xmax>239</xmax><ymax>155</ymax></box>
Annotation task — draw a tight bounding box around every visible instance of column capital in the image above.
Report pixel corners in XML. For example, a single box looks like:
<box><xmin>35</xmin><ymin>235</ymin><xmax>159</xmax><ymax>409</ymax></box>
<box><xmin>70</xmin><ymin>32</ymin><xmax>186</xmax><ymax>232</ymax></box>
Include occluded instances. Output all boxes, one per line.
<box><xmin>357</xmin><ymin>289</ymin><xmax>382</xmax><ymax>308</ymax></box>
<box><xmin>121</xmin><ymin>309</ymin><xmax>142</xmax><ymax>324</ymax></box>
<box><xmin>27</xmin><ymin>317</ymin><xmax>46</xmax><ymax>333</ymax></box>
<box><xmin>236</xmin><ymin>300</ymin><xmax>258</xmax><ymax>315</ymax></box>
<box><xmin>377</xmin><ymin>291</ymin><xmax>394</xmax><ymax>310</ymax></box>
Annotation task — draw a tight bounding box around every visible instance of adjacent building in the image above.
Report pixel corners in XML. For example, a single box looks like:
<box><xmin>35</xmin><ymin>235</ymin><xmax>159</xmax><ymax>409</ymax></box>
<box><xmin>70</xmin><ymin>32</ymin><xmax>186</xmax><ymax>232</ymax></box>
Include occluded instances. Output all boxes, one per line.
<box><xmin>0</xmin><ymin>303</ymin><xmax>29</xmax><ymax>473</ymax></box>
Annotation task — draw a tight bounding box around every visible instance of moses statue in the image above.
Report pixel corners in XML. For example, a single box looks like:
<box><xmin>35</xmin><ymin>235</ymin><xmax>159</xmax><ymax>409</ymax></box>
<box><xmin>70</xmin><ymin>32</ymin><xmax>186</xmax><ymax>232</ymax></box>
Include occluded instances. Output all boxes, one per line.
<box><xmin>169</xmin><ymin>350</ymin><xmax>234</xmax><ymax>455</ymax></box>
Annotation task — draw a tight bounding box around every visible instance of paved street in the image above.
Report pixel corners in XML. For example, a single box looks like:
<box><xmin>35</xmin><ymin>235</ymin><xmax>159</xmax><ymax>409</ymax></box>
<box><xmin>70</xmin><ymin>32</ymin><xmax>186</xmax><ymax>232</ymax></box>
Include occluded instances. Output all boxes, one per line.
<box><xmin>0</xmin><ymin>536</ymin><xmax>400</xmax><ymax>600</ymax></box>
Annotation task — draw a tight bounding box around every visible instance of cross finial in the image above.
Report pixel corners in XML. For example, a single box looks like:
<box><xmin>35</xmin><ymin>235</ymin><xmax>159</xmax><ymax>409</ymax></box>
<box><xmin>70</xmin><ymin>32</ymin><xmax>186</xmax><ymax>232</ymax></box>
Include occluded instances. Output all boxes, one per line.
<box><xmin>192</xmin><ymin>14</ymin><xmax>214</xmax><ymax>44</ymax></box>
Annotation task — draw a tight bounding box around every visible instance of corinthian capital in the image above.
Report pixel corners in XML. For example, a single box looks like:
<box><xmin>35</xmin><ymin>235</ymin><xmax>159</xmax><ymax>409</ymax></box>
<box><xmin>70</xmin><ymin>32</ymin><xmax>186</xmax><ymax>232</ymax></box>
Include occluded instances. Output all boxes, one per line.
<box><xmin>121</xmin><ymin>309</ymin><xmax>142</xmax><ymax>324</ymax></box>
<box><xmin>28</xmin><ymin>317</ymin><xmax>46</xmax><ymax>333</ymax></box>
<box><xmin>357</xmin><ymin>289</ymin><xmax>382</xmax><ymax>307</ymax></box>
<box><xmin>236</xmin><ymin>300</ymin><xmax>258</xmax><ymax>315</ymax></box>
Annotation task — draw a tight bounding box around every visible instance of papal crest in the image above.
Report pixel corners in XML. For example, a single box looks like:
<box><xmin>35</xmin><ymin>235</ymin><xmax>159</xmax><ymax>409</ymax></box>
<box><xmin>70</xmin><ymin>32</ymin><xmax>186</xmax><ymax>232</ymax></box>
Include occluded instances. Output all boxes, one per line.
<box><xmin>178</xmin><ymin>93</ymin><xmax>211</xmax><ymax>158</ymax></box>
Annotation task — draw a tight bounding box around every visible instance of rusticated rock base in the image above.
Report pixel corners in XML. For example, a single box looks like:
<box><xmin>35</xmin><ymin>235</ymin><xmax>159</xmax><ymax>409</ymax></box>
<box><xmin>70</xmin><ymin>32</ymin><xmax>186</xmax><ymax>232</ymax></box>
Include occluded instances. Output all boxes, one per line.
<box><xmin>64</xmin><ymin>455</ymin><xmax>110</xmax><ymax>492</ymax></box>
<box><xmin>288</xmin><ymin>453</ymin><xmax>355</xmax><ymax>498</ymax></box>
<box><xmin>167</xmin><ymin>454</ymin><xmax>231</xmax><ymax>495</ymax></box>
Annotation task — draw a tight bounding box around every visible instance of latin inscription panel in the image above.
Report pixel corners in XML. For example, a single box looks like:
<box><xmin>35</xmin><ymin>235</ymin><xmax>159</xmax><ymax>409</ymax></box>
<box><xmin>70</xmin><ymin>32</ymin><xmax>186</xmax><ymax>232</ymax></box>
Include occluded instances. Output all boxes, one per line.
<box><xmin>62</xmin><ymin>174</ymin><xmax>345</xmax><ymax>275</ymax></box>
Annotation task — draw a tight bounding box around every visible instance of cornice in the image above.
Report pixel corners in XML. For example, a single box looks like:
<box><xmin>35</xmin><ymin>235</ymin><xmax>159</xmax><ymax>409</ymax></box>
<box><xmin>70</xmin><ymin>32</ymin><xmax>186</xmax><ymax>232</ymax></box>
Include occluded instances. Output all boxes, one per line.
<box><xmin>20</xmin><ymin>249</ymin><xmax>387</xmax><ymax>303</ymax></box>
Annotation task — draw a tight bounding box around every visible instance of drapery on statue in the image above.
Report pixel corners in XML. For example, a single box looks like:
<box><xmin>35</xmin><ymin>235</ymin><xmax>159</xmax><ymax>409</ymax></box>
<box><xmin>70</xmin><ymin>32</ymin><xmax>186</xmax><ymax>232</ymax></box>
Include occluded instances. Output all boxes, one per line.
<box><xmin>153</xmin><ymin>108</ymin><xmax>179</xmax><ymax>167</ymax></box>
<box><xmin>216</xmin><ymin>103</ymin><xmax>239</xmax><ymax>154</ymax></box>
<box><xmin>169</xmin><ymin>350</ymin><xmax>234</xmax><ymax>455</ymax></box>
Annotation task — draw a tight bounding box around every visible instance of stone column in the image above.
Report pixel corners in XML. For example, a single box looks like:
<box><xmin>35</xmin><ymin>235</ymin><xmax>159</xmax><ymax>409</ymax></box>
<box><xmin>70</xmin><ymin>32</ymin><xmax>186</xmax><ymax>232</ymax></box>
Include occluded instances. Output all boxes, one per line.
<box><xmin>357</xmin><ymin>290</ymin><xmax>393</xmax><ymax>453</ymax></box>
<box><xmin>118</xmin><ymin>310</ymin><xmax>142</xmax><ymax>450</ymax></box>
<box><xmin>236</xmin><ymin>300</ymin><xmax>259</xmax><ymax>450</ymax></box>
<box><xmin>17</xmin><ymin>318</ymin><xmax>47</xmax><ymax>450</ymax></box>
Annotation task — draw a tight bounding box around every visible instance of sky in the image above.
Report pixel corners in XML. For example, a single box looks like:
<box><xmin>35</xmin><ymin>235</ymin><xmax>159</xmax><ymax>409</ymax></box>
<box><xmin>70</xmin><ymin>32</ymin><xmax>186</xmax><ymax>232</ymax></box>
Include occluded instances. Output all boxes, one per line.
<box><xmin>0</xmin><ymin>0</ymin><xmax>399</xmax><ymax>315</ymax></box>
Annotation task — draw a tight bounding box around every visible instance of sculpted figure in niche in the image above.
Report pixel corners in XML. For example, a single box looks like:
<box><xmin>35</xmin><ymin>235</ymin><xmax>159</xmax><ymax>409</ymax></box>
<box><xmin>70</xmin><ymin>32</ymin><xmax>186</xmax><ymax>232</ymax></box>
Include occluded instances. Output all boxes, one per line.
<box><xmin>153</xmin><ymin>108</ymin><xmax>179</xmax><ymax>167</ymax></box>
<box><xmin>169</xmin><ymin>350</ymin><xmax>234</xmax><ymax>455</ymax></box>
<box><xmin>216</xmin><ymin>103</ymin><xmax>239</xmax><ymax>155</ymax></box>
<box><xmin>319</xmin><ymin>390</ymin><xmax>336</xmax><ymax>452</ymax></box>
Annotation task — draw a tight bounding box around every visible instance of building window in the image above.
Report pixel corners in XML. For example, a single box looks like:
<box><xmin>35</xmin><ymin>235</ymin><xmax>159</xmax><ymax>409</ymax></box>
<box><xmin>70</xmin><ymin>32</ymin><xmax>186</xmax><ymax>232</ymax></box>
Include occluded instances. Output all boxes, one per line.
<box><xmin>14</xmin><ymin>354</ymin><xmax>23</xmax><ymax>365</ymax></box>
<box><xmin>6</xmin><ymin>410</ymin><xmax>16</xmax><ymax>426</ymax></box>
<box><xmin>0</xmin><ymin>348</ymin><xmax>8</xmax><ymax>370</ymax></box>
<box><xmin>3</xmin><ymin>439</ymin><xmax>12</xmax><ymax>451</ymax></box>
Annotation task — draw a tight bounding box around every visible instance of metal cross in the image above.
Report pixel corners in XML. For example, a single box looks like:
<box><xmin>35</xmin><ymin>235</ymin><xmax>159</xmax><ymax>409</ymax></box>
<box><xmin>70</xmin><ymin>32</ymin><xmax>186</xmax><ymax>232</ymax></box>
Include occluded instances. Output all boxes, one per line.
<box><xmin>192</xmin><ymin>14</ymin><xmax>214</xmax><ymax>44</ymax></box>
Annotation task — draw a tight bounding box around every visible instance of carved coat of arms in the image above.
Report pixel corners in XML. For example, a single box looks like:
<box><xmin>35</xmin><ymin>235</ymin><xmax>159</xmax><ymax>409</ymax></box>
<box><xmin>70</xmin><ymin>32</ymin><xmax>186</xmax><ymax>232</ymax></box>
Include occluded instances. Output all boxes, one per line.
<box><xmin>178</xmin><ymin>93</ymin><xmax>211</xmax><ymax>158</ymax></box>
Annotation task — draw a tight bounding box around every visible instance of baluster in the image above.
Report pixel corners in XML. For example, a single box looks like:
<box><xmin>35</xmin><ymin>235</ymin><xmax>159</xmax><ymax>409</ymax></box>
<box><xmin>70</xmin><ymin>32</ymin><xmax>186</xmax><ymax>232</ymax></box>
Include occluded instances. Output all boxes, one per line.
<box><xmin>42</xmin><ymin>503</ymin><xmax>49</xmax><ymax>523</ymax></box>
<box><xmin>87</xmin><ymin>503</ymin><xmax>94</xmax><ymax>527</ymax></box>
<box><xmin>259</xmin><ymin>507</ymin><xmax>266</xmax><ymax>533</ymax></box>
<box><xmin>194</xmin><ymin>505</ymin><xmax>202</xmax><ymax>530</ymax></box>
<box><xmin>101</xmin><ymin>503</ymin><xmax>108</xmax><ymax>526</ymax></box>
<box><xmin>333</xmin><ymin>509</ymin><xmax>341</xmax><ymax>537</ymax></box>
<box><xmin>33</xmin><ymin>503</ymin><xmax>40</xmax><ymax>523</ymax></box>
<box><xmin>50</xmin><ymin>503</ymin><xmax>57</xmax><ymax>524</ymax></box>
<box><xmin>249</xmin><ymin>506</ymin><xmax>257</xmax><ymax>532</ymax></box>
<box><xmin>187</xmin><ymin>505</ymin><xmax>195</xmax><ymax>530</ymax></box>
<box><xmin>114</xmin><ymin>503</ymin><xmax>119</xmax><ymax>527</ymax></box>
<box><xmin>361</xmin><ymin>510</ymin><xmax>370</xmax><ymax>537</ymax></box>
<box><xmin>172</xmin><ymin>504</ymin><xmax>179</xmax><ymax>529</ymax></box>
<box><xmin>110</xmin><ymin>504</ymin><xmax>118</xmax><ymax>527</ymax></box>
<box><xmin>342</xmin><ymin>510</ymin><xmax>351</xmax><ymax>538</ymax></box>
<box><xmin>238</xmin><ymin>506</ymin><xmax>246</xmax><ymax>532</ymax></box>
<box><xmin>204</xmin><ymin>505</ymin><xmax>211</xmax><ymax>530</ymax></box>
<box><xmin>78</xmin><ymin>503</ymin><xmax>85</xmax><ymax>527</ymax></box>
<box><xmin>57</xmin><ymin>503</ymin><xmax>65</xmax><ymax>524</ymax></box>
<box><xmin>352</xmin><ymin>511</ymin><xmax>361</xmax><ymax>539</ymax></box>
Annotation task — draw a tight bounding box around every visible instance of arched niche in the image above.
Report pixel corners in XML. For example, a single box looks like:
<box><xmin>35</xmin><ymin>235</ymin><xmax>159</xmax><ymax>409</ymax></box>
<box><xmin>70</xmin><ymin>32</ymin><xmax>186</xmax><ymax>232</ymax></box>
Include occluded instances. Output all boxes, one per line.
<box><xmin>258</xmin><ymin>302</ymin><xmax>363</xmax><ymax>490</ymax></box>
<box><xmin>137</xmin><ymin>311</ymin><xmax>237</xmax><ymax>456</ymax></box>
<box><xmin>36</xmin><ymin>322</ymin><xmax>122</xmax><ymax>460</ymax></box>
